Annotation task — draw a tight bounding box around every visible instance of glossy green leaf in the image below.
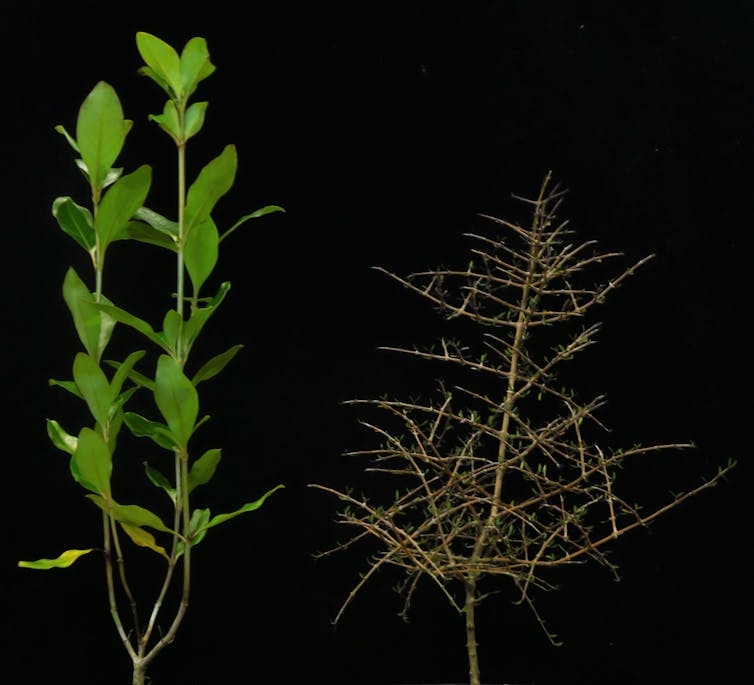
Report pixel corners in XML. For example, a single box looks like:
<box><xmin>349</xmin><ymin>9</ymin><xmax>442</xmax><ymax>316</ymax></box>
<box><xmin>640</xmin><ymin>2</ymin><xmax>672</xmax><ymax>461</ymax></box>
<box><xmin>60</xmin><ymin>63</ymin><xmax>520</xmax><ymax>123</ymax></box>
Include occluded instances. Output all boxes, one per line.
<box><xmin>119</xmin><ymin>522</ymin><xmax>169</xmax><ymax>559</ymax></box>
<box><xmin>133</xmin><ymin>206</ymin><xmax>179</xmax><ymax>238</ymax></box>
<box><xmin>184</xmin><ymin>145</ymin><xmax>237</xmax><ymax>237</ymax></box>
<box><xmin>136</xmin><ymin>32</ymin><xmax>183</xmax><ymax>99</ymax></box>
<box><xmin>72</xmin><ymin>428</ymin><xmax>112</xmax><ymax>495</ymax></box>
<box><xmin>148</xmin><ymin>100</ymin><xmax>181</xmax><ymax>142</ymax></box>
<box><xmin>121</xmin><ymin>221</ymin><xmax>178</xmax><ymax>251</ymax></box>
<box><xmin>180</xmin><ymin>37</ymin><xmax>215</xmax><ymax>96</ymax></box>
<box><xmin>73</xmin><ymin>353</ymin><xmax>114</xmax><ymax>427</ymax></box>
<box><xmin>144</xmin><ymin>462</ymin><xmax>176</xmax><ymax>500</ymax></box>
<box><xmin>183</xmin><ymin>282</ymin><xmax>230</xmax><ymax>351</ymax></box>
<box><xmin>197</xmin><ymin>484</ymin><xmax>284</xmax><ymax>534</ymax></box>
<box><xmin>63</xmin><ymin>268</ymin><xmax>115</xmax><ymax>360</ymax></box>
<box><xmin>87</xmin><ymin>494</ymin><xmax>172</xmax><ymax>533</ymax></box>
<box><xmin>47</xmin><ymin>419</ymin><xmax>78</xmax><ymax>455</ymax></box>
<box><xmin>124</xmin><ymin>412</ymin><xmax>176</xmax><ymax>450</ymax></box>
<box><xmin>19</xmin><ymin>548</ymin><xmax>94</xmax><ymax>570</ymax></box>
<box><xmin>76</xmin><ymin>81</ymin><xmax>129</xmax><ymax>190</ymax></box>
<box><xmin>191</xmin><ymin>344</ymin><xmax>243</xmax><ymax>385</ymax></box>
<box><xmin>184</xmin><ymin>101</ymin><xmax>208</xmax><ymax>140</ymax></box>
<box><xmin>96</xmin><ymin>165</ymin><xmax>152</xmax><ymax>250</ymax></box>
<box><xmin>184</xmin><ymin>216</ymin><xmax>218</xmax><ymax>294</ymax></box>
<box><xmin>154</xmin><ymin>355</ymin><xmax>198</xmax><ymax>448</ymax></box>
<box><xmin>52</xmin><ymin>197</ymin><xmax>95</xmax><ymax>252</ymax></box>
<box><xmin>188</xmin><ymin>449</ymin><xmax>221</xmax><ymax>493</ymax></box>
<box><xmin>219</xmin><ymin>205</ymin><xmax>286</xmax><ymax>243</ymax></box>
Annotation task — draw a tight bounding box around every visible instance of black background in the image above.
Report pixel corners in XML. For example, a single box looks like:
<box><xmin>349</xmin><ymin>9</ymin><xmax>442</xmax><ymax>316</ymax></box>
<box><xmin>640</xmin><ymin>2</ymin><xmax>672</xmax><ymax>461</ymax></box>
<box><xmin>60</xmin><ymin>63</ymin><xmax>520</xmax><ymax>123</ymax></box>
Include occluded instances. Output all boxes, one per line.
<box><xmin>4</xmin><ymin>2</ymin><xmax>748</xmax><ymax>684</ymax></box>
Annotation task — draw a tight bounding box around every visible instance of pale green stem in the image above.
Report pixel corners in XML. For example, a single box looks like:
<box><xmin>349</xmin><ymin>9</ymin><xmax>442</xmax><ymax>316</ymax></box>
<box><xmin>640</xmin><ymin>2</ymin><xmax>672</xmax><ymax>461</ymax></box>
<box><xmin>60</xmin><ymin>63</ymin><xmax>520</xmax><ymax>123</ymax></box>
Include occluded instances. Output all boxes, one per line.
<box><xmin>103</xmin><ymin>510</ymin><xmax>137</xmax><ymax>661</ymax></box>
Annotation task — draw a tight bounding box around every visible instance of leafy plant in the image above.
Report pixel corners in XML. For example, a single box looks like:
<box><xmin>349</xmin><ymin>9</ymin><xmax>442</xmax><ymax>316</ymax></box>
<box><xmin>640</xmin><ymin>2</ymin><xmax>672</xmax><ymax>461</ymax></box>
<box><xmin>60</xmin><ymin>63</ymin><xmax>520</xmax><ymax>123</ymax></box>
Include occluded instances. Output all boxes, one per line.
<box><xmin>311</xmin><ymin>173</ymin><xmax>734</xmax><ymax>685</ymax></box>
<box><xmin>19</xmin><ymin>32</ymin><xmax>284</xmax><ymax>685</ymax></box>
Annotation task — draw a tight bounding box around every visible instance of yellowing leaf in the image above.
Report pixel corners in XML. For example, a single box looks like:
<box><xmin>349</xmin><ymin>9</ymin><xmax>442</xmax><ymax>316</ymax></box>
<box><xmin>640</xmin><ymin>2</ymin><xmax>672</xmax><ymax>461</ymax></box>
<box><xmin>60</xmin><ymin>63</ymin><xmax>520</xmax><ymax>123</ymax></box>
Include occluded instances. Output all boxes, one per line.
<box><xmin>19</xmin><ymin>548</ymin><xmax>94</xmax><ymax>570</ymax></box>
<box><xmin>119</xmin><ymin>523</ymin><xmax>169</xmax><ymax>560</ymax></box>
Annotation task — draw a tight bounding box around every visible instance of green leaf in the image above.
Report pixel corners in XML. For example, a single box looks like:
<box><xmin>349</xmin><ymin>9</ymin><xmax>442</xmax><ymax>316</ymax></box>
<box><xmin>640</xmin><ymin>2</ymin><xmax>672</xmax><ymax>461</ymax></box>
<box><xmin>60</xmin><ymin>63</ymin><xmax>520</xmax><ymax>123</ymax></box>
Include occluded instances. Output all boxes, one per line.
<box><xmin>119</xmin><ymin>522</ymin><xmax>169</xmax><ymax>559</ymax></box>
<box><xmin>46</xmin><ymin>419</ymin><xmax>78</xmax><ymax>455</ymax></box>
<box><xmin>105</xmin><ymin>362</ymin><xmax>155</xmax><ymax>392</ymax></box>
<box><xmin>198</xmin><ymin>484</ymin><xmax>284</xmax><ymax>534</ymax></box>
<box><xmin>177</xmin><ymin>508</ymin><xmax>210</xmax><ymax>557</ymax></box>
<box><xmin>87</xmin><ymin>494</ymin><xmax>172</xmax><ymax>533</ymax></box>
<box><xmin>48</xmin><ymin>378</ymin><xmax>83</xmax><ymax>399</ymax></box>
<box><xmin>161</xmin><ymin>309</ymin><xmax>182</xmax><ymax>355</ymax></box>
<box><xmin>19</xmin><ymin>548</ymin><xmax>94</xmax><ymax>570</ymax></box>
<box><xmin>76</xmin><ymin>81</ymin><xmax>129</xmax><ymax>190</ymax></box>
<box><xmin>52</xmin><ymin>197</ymin><xmax>95</xmax><ymax>252</ymax></box>
<box><xmin>188</xmin><ymin>449</ymin><xmax>221</xmax><ymax>493</ymax></box>
<box><xmin>184</xmin><ymin>101</ymin><xmax>208</xmax><ymax>140</ymax></box>
<box><xmin>121</xmin><ymin>221</ymin><xmax>178</xmax><ymax>252</ymax></box>
<box><xmin>110</xmin><ymin>350</ymin><xmax>146</xmax><ymax>399</ymax></box>
<box><xmin>219</xmin><ymin>205</ymin><xmax>286</xmax><ymax>243</ymax></box>
<box><xmin>54</xmin><ymin>124</ymin><xmax>80</xmax><ymax>152</ymax></box>
<box><xmin>136</xmin><ymin>32</ymin><xmax>183</xmax><ymax>99</ymax></box>
<box><xmin>72</xmin><ymin>428</ymin><xmax>112</xmax><ymax>495</ymax></box>
<box><xmin>124</xmin><ymin>412</ymin><xmax>176</xmax><ymax>450</ymax></box>
<box><xmin>180</xmin><ymin>37</ymin><xmax>215</xmax><ymax>97</ymax></box>
<box><xmin>191</xmin><ymin>344</ymin><xmax>243</xmax><ymax>385</ymax></box>
<box><xmin>63</xmin><ymin>267</ymin><xmax>115</xmax><ymax>360</ymax></box>
<box><xmin>73</xmin><ymin>353</ymin><xmax>114</xmax><ymax>427</ymax></box>
<box><xmin>184</xmin><ymin>217</ymin><xmax>218</xmax><ymax>294</ymax></box>
<box><xmin>95</xmin><ymin>165</ymin><xmax>152</xmax><ymax>251</ymax></box>
<box><xmin>143</xmin><ymin>462</ymin><xmax>176</xmax><ymax>500</ymax></box>
<box><xmin>154</xmin><ymin>355</ymin><xmax>198</xmax><ymax>448</ymax></box>
<box><xmin>94</xmin><ymin>301</ymin><xmax>169</xmax><ymax>352</ymax></box>
<box><xmin>184</xmin><ymin>145</ymin><xmax>237</xmax><ymax>237</ymax></box>
<box><xmin>183</xmin><ymin>282</ymin><xmax>230</xmax><ymax>351</ymax></box>
<box><xmin>148</xmin><ymin>100</ymin><xmax>181</xmax><ymax>142</ymax></box>
<box><xmin>133</xmin><ymin>206</ymin><xmax>179</xmax><ymax>238</ymax></box>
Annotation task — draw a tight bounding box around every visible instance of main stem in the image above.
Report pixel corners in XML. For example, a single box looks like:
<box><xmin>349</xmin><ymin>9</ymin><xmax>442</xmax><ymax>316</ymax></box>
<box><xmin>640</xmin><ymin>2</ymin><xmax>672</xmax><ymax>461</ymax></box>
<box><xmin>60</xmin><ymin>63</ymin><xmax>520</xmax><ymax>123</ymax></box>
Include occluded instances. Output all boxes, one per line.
<box><xmin>464</xmin><ymin>581</ymin><xmax>481</xmax><ymax>685</ymax></box>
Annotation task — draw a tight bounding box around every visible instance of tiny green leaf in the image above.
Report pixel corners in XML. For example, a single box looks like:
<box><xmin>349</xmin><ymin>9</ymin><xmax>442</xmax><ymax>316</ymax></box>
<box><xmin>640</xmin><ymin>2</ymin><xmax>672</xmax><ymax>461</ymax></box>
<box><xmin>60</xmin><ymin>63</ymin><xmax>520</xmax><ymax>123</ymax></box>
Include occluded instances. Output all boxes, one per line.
<box><xmin>154</xmin><ymin>355</ymin><xmax>198</xmax><ymax>448</ymax></box>
<box><xmin>183</xmin><ymin>281</ymin><xmax>230</xmax><ymax>351</ymax></box>
<box><xmin>54</xmin><ymin>124</ymin><xmax>80</xmax><ymax>153</ymax></box>
<box><xmin>191</xmin><ymin>344</ymin><xmax>243</xmax><ymax>385</ymax></box>
<box><xmin>184</xmin><ymin>101</ymin><xmax>208</xmax><ymax>140</ymax></box>
<box><xmin>188</xmin><ymin>448</ymin><xmax>221</xmax><ymax>493</ymax></box>
<box><xmin>148</xmin><ymin>100</ymin><xmax>181</xmax><ymax>142</ymax></box>
<box><xmin>19</xmin><ymin>548</ymin><xmax>94</xmax><ymax>570</ymax></box>
<box><xmin>52</xmin><ymin>197</ymin><xmax>95</xmax><ymax>252</ymax></box>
